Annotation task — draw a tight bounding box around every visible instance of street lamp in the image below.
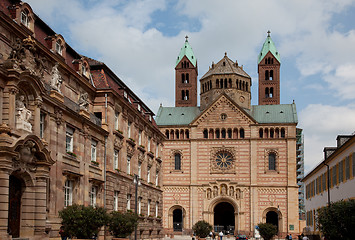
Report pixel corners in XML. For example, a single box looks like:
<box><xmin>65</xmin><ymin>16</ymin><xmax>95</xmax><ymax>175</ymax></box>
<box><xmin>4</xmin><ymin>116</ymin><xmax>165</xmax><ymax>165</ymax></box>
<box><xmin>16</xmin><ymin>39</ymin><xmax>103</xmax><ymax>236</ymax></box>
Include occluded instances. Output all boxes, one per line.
<box><xmin>134</xmin><ymin>174</ymin><xmax>141</xmax><ymax>240</ymax></box>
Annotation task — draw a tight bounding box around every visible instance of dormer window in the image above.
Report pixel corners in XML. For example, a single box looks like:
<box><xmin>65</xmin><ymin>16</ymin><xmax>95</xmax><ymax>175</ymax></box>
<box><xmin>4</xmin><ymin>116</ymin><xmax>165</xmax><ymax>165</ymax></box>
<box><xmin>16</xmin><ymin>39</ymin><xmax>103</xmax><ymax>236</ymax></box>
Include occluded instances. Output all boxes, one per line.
<box><xmin>82</xmin><ymin>64</ymin><xmax>87</xmax><ymax>76</ymax></box>
<box><xmin>56</xmin><ymin>40</ymin><xmax>62</xmax><ymax>55</ymax></box>
<box><xmin>124</xmin><ymin>91</ymin><xmax>128</xmax><ymax>98</ymax></box>
<box><xmin>21</xmin><ymin>11</ymin><xmax>29</xmax><ymax>27</ymax></box>
<box><xmin>137</xmin><ymin>104</ymin><xmax>141</xmax><ymax>112</ymax></box>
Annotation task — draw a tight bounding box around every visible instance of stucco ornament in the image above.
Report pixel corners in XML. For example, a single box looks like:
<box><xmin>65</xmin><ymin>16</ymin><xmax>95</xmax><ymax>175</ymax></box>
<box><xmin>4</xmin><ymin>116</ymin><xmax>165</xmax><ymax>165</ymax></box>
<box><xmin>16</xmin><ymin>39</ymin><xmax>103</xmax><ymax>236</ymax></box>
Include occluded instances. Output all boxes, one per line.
<box><xmin>50</xmin><ymin>63</ymin><xmax>63</xmax><ymax>93</ymax></box>
<box><xmin>79</xmin><ymin>92</ymin><xmax>89</xmax><ymax>110</ymax></box>
<box><xmin>13</xmin><ymin>140</ymin><xmax>37</xmax><ymax>172</ymax></box>
<box><xmin>15</xmin><ymin>95</ymin><xmax>32</xmax><ymax>132</ymax></box>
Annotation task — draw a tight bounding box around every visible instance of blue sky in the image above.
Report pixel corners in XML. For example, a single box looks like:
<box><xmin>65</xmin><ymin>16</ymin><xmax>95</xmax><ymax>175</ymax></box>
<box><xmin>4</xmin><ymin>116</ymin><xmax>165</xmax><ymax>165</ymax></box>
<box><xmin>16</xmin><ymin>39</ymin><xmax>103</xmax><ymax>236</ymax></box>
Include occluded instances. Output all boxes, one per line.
<box><xmin>26</xmin><ymin>0</ymin><xmax>355</xmax><ymax>172</ymax></box>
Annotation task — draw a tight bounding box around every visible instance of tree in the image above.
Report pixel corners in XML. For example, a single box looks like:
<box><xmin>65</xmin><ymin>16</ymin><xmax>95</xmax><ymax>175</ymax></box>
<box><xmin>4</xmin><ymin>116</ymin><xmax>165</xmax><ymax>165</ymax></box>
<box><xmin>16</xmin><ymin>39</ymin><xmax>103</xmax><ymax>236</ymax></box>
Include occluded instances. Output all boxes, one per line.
<box><xmin>257</xmin><ymin>223</ymin><xmax>277</xmax><ymax>240</ymax></box>
<box><xmin>108</xmin><ymin>211</ymin><xmax>139</xmax><ymax>238</ymax></box>
<box><xmin>59</xmin><ymin>204</ymin><xmax>108</xmax><ymax>239</ymax></box>
<box><xmin>317</xmin><ymin>199</ymin><xmax>355</xmax><ymax>240</ymax></box>
<box><xmin>192</xmin><ymin>220</ymin><xmax>213</xmax><ymax>238</ymax></box>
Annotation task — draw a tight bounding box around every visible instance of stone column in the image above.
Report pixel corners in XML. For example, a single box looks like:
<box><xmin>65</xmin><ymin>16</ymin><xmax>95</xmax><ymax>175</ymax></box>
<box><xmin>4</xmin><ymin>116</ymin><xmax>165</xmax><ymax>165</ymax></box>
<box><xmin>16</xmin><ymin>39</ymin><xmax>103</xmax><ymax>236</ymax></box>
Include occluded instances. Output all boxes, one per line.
<box><xmin>7</xmin><ymin>87</ymin><xmax>18</xmax><ymax>129</ymax></box>
<box><xmin>33</xmin><ymin>97</ymin><xmax>43</xmax><ymax>137</ymax></box>
<box><xmin>34</xmin><ymin>168</ymin><xmax>49</xmax><ymax>237</ymax></box>
<box><xmin>0</xmin><ymin>169</ymin><xmax>11</xmax><ymax>240</ymax></box>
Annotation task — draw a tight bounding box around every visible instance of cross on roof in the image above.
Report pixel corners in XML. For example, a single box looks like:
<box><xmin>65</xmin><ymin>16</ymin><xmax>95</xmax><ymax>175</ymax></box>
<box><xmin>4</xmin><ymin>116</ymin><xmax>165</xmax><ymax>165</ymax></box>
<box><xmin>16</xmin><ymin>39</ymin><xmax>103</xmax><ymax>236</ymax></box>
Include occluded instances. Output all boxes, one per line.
<box><xmin>185</xmin><ymin>35</ymin><xmax>188</xmax><ymax>42</ymax></box>
<box><xmin>267</xmin><ymin>30</ymin><xmax>271</xmax><ymax>37</ymax></box>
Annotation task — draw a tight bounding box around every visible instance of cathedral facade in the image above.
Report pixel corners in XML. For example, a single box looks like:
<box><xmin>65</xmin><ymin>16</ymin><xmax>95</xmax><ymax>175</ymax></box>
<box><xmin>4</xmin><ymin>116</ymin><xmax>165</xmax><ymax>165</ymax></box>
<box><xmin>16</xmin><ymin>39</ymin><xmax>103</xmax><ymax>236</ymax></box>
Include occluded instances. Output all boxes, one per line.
<box><xmin>156</xmin><ymin>34</ymin><xmax>300</xmax><ymax>237</ymax></box>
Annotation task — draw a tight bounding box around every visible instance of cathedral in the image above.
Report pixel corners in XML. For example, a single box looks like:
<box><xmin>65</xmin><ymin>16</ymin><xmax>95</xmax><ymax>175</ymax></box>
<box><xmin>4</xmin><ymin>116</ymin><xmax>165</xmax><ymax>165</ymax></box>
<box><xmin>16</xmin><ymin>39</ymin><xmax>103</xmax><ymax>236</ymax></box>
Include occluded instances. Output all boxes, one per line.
<box><xmin>156</xmin><ymin>33</ymin><xmax>300</xmax><ymax>237</ymax></box>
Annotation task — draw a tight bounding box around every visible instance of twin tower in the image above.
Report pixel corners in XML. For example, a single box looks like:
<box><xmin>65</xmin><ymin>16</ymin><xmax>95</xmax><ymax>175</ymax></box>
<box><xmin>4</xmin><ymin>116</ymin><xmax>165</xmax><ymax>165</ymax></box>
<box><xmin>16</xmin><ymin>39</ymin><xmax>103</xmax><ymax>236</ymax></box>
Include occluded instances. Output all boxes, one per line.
<box><xmin>175</xmin><ymin>32</ymin><xmax>281</xmax><ymax>110</ymax></box>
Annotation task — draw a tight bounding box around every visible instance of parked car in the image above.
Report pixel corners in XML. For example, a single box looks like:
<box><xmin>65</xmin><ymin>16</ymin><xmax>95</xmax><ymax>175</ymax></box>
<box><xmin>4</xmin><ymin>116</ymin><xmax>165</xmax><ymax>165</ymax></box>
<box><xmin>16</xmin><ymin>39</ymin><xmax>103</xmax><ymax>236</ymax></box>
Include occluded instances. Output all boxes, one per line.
<box><xmin>235</xmin><ymin>234</ymin><xmax>248</xmax><ymax>240</ymax></box>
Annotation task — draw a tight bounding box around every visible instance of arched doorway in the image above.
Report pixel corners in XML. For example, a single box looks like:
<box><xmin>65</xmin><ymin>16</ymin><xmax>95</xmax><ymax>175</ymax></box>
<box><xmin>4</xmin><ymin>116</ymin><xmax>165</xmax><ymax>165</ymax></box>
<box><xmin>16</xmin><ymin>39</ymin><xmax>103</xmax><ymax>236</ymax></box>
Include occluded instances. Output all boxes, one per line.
<box><xmin>173</xmin><ymin>208</ymin><xmax>183</xmax><ymax>231</ymax></box>
<box><xmin>214</xmin><ymin>202</ymin><xmax>235</xmax><ymax>234</ymax></box>
<box><xmin>8</xmin><ymin>175</ymin><xmax>24</xmax><ymax>238</ymax></box>
<box><xmin>266</xmin><ymin>211</ymin><xmax>278</xmax><ymax>232</ymax></box>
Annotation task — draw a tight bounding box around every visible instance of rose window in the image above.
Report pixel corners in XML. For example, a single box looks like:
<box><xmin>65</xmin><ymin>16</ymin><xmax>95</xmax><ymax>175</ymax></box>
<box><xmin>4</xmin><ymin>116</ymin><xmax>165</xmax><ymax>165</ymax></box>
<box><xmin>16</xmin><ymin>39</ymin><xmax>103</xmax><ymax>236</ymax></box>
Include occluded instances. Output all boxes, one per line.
<box><xmin>215</xmin><ymin>152</ymin><xmax>233</xmax><ymax>169</ymax></box>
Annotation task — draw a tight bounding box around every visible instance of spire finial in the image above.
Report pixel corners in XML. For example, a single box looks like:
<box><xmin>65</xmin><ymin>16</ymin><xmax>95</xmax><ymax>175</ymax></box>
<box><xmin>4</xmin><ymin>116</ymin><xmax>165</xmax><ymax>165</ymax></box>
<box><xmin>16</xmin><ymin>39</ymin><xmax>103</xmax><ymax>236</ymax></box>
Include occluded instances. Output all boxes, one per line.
<box><xmin>225</xmin><ymin>52</ymin><xmax>227</xmax><ymax>56</ymax></box>
<box><xmin>267</xmin><ymin>30</ymin><xmax>271</xmax><ymax>37</ymax></box>
<box><xmin>185</xmin><ymin>35</ymin><xmax>189</xmax><ymax>42</ymax></box>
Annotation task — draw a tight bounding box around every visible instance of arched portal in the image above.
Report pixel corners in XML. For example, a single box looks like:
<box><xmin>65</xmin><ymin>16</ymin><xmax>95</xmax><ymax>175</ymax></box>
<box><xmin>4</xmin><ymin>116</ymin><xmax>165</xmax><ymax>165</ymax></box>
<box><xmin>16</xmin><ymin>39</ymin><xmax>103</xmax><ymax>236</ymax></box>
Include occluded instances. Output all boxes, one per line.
<box><xmin>173</xmin><ymin>209</ymin><xmax>183</xmax><ymax>232</ymax></box>
<box><xmin>266</xmin><ymin>211</ymin><xmax>278</xmax><ymax>232</ymax></box>
<box><xmin>8</xmin><ymin>175</ymin><xmax>24</xmax><ymax>238</ymax></box>
<box><xmin>214</xmin><ymin>202</ymin><xmax>235</xmax><ymax>234</ymax></box>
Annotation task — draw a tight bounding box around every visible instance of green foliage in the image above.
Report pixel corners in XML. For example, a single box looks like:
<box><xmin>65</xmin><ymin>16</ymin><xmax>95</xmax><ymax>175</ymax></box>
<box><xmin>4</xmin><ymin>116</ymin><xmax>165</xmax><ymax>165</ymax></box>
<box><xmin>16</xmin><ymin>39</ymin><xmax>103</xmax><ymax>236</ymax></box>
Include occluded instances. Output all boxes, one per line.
<box><xmin>257</xmin><ymin>223</ymin><xmax>277</xmax><ymax>240</ymax></box>
<box><xmin>317</xmin><ymin>200</ymin><xmax>355</xmax><ymax>240</ymax></box>
<box><xmin>108</xmin><ymin>211</ymin><xmax>139</xmax><ymax>238</ymax></box>
<box><xmin>59</xmin><ymin>204</ymin><xmax>108</xmax><ymax>239</ymax></box>
<box><xmin>192</xmin><ymin>220</ymin><xmax>212</xmax><ymax>238</ymax></box>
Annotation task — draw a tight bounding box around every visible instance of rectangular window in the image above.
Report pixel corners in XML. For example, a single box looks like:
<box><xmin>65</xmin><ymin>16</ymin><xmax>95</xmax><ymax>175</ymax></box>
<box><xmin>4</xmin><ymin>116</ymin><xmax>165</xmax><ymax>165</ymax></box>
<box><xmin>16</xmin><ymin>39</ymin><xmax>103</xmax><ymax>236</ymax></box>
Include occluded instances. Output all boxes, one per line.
<box><xmin>127</xmin><ymin>121</ymin><xmax>131</xmax><ymax>138</ymax></box>
<box><xmin>155</xmin><ymin>201</ymin><xmax>159</xmax><ymax>217</ymax></box>
<box><xmin>175</xmin><ymin>153</ymin><xmax>181</xmax><ymax>170</ymax></box>
<box><xmin>148</xmin><ymin>137</ymin><xmax>151</xmax><ymax>152</ymax></box>
<box><xmin>147</xmin><ymin>199</ymin><xmax>151</xmax><ymax>216</ymax></box>
<box><xmin>66</xmin><ymin>126</ymin><xmax>74</xmax><ymax>153</ymax></box>
<box><xmin>114</xmin><ymin>150</ymin><xmax>119</xmax><ymax>170</ymax></box>
<box><xmin>127</xmin><ymin>156</ymin><xmax>131</xmax><ymax>174</ymax></box>
<box><xmin>55</xmin><ymin>41</ymin><xmax>62</xmax><ymax>55</ymax></box>
<box><xmin>147</xmin><ymin>167</ymin><xmax>151</xmax><ymax>183</ymax></box>
<box><xmin>156</xmin><ymin>143</ymin><xmax>159</xmax><ymax>158</ymax></box>
<box><xmin>339</xmin><ymin>160</ymin><xmax>344</xmax><ymax>183</ymax></box>
<box><xmin>332</xmin><ymin>167</ymin><xmax>337</xmax><ymax>187</ymax></box>
<box><xmin>91</xmin><ymin>139</ymin><xmax>97</xmax><ymax>162</ymax></box>
<box><xmin>155</xmin><ymin>170</ymin><xmax>159</xmax><ymax>186</ymax></box>
<box><xmin>138</xmin><ymin>197</ymin><xmax>142</xmax><ymax>214</ymax></box>
<box><xmin>64</xmin><ymin>180</ymin><xmax>73</xmax><ymax>207</ymax></box>
<box><xmin>138</xmin><ymin>130</ymin><xmax>142</xmax><ymax>145</ymax></box>
<box><xmin>39</xmin><ymin>113</ymin><xmax>45</xmax><ymax>139</ymax></box>
<box><xmin>138</xmin><ymin>162</ymin><xmax>142</xmax><ymax>178</ymax></box>
<box><xmin>127</xmin><ymin>194</ymin><xmax>131</xmax><ymax>210</ymax></box>
<box><xmin>114</xmin><ymin>191</ymin><xmax>119</xmax><ymax>211</ymax></box>
<box><xmin>114</xmin><ymin>112</ymin><xmax>119</xmax><ymax>130</ymax></box>
<box><xmin>345</xmin><ymin>156</ymin><xmax>350</xmax><ymax>180</ymax></box>
<box><xmin>90</xmin><ymin>186</ymin><xmax>97</xmax><ymax>206</ymax></box>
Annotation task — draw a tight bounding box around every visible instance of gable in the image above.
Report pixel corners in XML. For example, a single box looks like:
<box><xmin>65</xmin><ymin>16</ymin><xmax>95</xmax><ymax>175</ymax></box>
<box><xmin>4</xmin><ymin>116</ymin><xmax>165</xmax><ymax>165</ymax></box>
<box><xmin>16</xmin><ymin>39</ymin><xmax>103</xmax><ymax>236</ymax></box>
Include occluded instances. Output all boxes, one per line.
<box><xmin>191</xmin><ymin>94</ymin><xmax>256</xmax><ymax>127</ymax></box>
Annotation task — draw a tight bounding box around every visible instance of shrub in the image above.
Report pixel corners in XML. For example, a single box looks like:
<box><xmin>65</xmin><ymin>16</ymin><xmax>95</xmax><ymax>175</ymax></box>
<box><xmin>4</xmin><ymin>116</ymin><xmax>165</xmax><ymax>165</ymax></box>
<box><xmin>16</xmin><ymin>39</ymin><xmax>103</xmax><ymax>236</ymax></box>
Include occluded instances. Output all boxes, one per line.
<box><xmin>59</xmin><ymin>204</ymin><xmax>108</xmax><ymax>239</ymax></box>
<box><xmin>192</xmin><ymin>220</ymin><xmax>212</xmax><ymax>238</ymax></box>
<box><xmin>108</xmin><ymin>211</ymin><xmax>139</xmax><ymax>238</ymax></box>
<box><xmin>257</xmin><ymin>223</ymin><xmax>277</xmax><ymax>240</ymax></box>
<box><xmin>317</xmin><ymin>200</ymin><xmax>355</xmax><ymax>240</ymax></box>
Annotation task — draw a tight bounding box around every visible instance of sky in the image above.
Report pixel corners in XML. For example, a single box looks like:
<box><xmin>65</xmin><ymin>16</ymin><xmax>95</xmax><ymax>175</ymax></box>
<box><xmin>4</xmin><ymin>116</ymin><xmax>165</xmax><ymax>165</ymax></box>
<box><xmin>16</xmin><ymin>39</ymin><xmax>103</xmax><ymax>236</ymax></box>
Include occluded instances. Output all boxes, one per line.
<box><xmin>26</xmin><ymin>0</ymin><xmax>355</xmax><ymax>173</ymax></box>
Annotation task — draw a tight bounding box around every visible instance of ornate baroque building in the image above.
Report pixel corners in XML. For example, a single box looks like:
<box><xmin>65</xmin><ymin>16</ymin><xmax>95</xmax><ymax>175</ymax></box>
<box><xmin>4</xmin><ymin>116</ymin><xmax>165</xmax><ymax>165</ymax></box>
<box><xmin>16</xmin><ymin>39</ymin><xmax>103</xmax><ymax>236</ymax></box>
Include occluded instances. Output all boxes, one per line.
<box><xmin>0</xmin><ymin>1</ymin><xmax>164</xmax><ymax>239</ymax></box>
<box><xmin>156</xmin><ymin>34</ymin><xmax>300</xmax><ymax>237</ymax></box>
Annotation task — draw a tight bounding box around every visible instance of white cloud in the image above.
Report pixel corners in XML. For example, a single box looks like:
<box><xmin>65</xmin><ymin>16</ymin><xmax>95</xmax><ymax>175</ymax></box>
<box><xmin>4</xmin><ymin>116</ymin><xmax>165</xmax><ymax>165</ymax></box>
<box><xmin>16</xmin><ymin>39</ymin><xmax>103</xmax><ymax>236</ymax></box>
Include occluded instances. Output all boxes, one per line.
<box><xmin>324</xmin><ymin>63</ymin><xmax>355</xmax><ymax>100</ymax></box>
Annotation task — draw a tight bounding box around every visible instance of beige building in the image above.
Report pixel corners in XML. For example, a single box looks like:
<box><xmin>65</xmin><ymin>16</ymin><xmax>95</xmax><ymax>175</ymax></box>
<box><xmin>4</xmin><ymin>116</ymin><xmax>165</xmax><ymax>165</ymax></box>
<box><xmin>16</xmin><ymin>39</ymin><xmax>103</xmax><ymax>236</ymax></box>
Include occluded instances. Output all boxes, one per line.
<box><xmin>156</xmin><ymin>35</ymin><xmax>300</xmax><ymax>237</ymax></box>
<box><xmin>303</xmin><ymin>134</ymin><xmax>355</xmax><ymax>235</ymax></box>
<box><xmin>0</xmin><ymin>1</ymin><xmax>164</xmax><ymax>239</ymax></box>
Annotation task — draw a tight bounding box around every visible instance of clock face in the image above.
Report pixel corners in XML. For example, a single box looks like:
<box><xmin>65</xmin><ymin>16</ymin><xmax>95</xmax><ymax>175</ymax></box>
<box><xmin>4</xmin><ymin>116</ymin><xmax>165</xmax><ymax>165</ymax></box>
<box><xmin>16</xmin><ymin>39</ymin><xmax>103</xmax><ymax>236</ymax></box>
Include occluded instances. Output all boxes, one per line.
<box><xmin>216</xmin><ymin>152</ymin><xmax>233</xmax><ymax>169</ymax></box>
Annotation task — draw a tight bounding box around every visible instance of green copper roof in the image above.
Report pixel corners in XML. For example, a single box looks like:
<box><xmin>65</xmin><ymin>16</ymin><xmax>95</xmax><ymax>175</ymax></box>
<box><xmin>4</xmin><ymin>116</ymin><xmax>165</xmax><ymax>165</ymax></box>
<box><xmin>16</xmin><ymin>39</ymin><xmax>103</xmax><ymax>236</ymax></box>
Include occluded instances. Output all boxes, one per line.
<box><xmin>175</xmin><ymin>37</ymin><xmax>197</xmax><ymax>67</ymax></box>
<box><xmin>155</xmin><ymin>106</ymin><xmax>200</xmax><ymax>126</ymax></box>
<box><xmin>258</xmin><ymin>31</ymin><xmax>281</xmax><ymax>64</ymax></box>
<box><xmin>250</xmin><ymin>103</ymin><xmax>298</xmax><ymax>124</ymax></box>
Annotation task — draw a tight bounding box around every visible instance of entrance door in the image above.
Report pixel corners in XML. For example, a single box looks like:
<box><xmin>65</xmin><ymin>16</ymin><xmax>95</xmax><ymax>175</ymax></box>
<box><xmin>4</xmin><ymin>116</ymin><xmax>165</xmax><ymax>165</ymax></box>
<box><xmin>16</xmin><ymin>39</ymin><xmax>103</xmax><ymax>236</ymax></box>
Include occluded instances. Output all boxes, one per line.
<box><xmin>214</xmin><ymin>202</ymin><xmax>235</xmax><ymax>234</ymax></box>
<box><xmin>266</xmin><ymin>211</ymin><xmax>278</xmax><ymax>232</ymax></box>
<box><xmin>8</xmin><ymin>175</ymin><xmax>23</xmax><ymax>238</ymax></box>
<box><xmin>173</xmin><ymin>209</ymin><xmax>183</xmax><ymax>231</ymax></box>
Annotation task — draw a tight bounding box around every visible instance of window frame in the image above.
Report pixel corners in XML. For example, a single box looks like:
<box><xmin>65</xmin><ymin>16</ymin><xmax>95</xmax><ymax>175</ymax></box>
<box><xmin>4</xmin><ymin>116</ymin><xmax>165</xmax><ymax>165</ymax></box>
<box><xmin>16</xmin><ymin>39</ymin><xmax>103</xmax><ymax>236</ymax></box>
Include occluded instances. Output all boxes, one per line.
<box><xmin>90</xmin><ymin>186</ymin><xmax>97</xmax><ymax>207</ymax></box>
<box><xmin>91</xmin><ymin>139</ymin><xmax>98</xmax><ymax>162</ymax></box>
<box><xmin>114</xmin><ymin>149</ymin><xmax>119</xmax><ymax>170</ymax></box>
<box><xmin>66</xmin><ymin>126</ymin><xmax>74</xmax><ymax>153</ymax></box>
<box><xmin>113</xmin><ymin>191</ymin><xmax>119</xmax><ymax>211</ymax></box>
<box><xmin>64</xmin><ymin>180</ymin><xmax>73</xmax><ymax>207</ymax></box>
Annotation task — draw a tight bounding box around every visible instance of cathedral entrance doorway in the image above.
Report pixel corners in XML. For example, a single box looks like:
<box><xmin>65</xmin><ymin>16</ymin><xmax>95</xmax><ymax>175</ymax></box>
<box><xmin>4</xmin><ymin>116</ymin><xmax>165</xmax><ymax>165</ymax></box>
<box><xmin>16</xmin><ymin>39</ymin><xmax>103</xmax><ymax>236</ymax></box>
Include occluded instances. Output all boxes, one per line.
<box><xmin>8</xmin><ymin>175</ymin><xmax>24</xmax><ymax>238</ymax></box>
<box><xmin>214</xmin><ymin>202</ymin><xmax>235</xmax><ymax>234</ymax></box>
<box><xmin>173</xmin><ymin>208</ymin><xmax>183</xmax><ymax>231</ymax></box>
<box><xmin>266</xmin><ymin>211</ymin><xmax>278</xmax><ymax>232</ymax></box>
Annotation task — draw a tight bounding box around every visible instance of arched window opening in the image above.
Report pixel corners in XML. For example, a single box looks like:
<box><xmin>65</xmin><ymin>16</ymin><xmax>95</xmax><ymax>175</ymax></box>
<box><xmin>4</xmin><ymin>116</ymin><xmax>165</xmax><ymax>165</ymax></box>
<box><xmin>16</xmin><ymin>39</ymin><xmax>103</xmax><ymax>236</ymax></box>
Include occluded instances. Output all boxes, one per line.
<box><xmin>185</xmin><ymin>90</ymin><xmax>189</xmax><ymax>100</ymax></box>
<box><xmin>239</xmin><ymin>80</ymin><xmax>242</xmax><ymax>89</ymax></box>
<box><xmin>270</xmin><ymin>128</ymin><xmax>274</xmax><ymax>138</ymax></box>
<box><xmin>220</xmin><ymin>79</ymin><xmax>223</xmax><ymax>89</ymax></box>
<box><xmin>202</xmin><ymin>84</ymin><xmax>205</xmax><ymax>93</ymax></box>
<box><xmin>183</xmin><ymin>61</ymin><xmax>186</xmax><ymax>68</ymax></box>
<box><xmin>215</xmin><ymin>129</ymin><xmax>220</xmax><ymax>139</ymax></box>
<box><xmin>227</xmin><ymin>129</ymin><xmax>232</xmax><ymax>138</ymax></box>
<box><xmin>275</xmin><ymin>128</ymin><xmax>279</xmax><ymax>138</ymax></box>
<box><xmin>281</xmin><ymin>128</ymin><xmax>286</xmax><ymax>138</ymax></box>
<box><xmin>209</xmin><ymin>129</ymin><xmax>214</xmax><ymax>139</ymax></box>
<box><xmin>271</xmin><ymin>58</ymin><xmax>274</xmax><ymax>64</ymax></box>
<box><xmin>181</xmin><ymin>90</ymin><xmax>185</xmax><ymax>100</ymax></box>
<box><xmin>224</xmin><ymin>79</ymin><xmax>227</xmax><ymax>88</ymax></box>
<box><xmin>181</xmin><ymin>62</ymin><xmax>184</xmax><ymax>68</ymax></box>
<box><xmin>265</xmin><ymin>70</ymin><xmax>269</xmax><ymax>80</ymax></box>
<box><xmin>187</xmin><ymin>62</ymin><xmax>189</xmax><ymax>68</ymax></box>
<box><xmin>259</xmin><ymin>128</ymin><xmax>263</xmax><ymax>138</ymax></box>
<box><xmin>242</xmin><ymin>81</ymin><xmax>245</xmax><ymax>91</ymax></box>
<box><xmin>165</xmin><ymin>130</ymin><xmax>170</xmax><ymax>139</ymax></box>
<box><xmin>233</xmin><ymin>128</ymin><xmax>238</xmax><ymax>139</ymax></box>
<box><xmin>210</xmin><ymin>81</ymin><xmax>212</xmax><ymax>89</ymax></box>
<box><xmin>265</xmin><ymin>88</ymin><xmax>270</xmax><ymax>98</ymax></box>
<box><xmin>267</xmin><ymin>57</ymin><xmax>271</xmax><ymax>64</ymax></box>
<box><xmin>269</xmin><ymin>153</ymin><xmax>276</xmax><ymax>170</ymax></box>
<box><xmin>236</xmin><ymin>80</ymin><xmax>239</xmax><ymax>89</ymax></box>
<box><xmin>216</xmin><ymin>79</ymin><xmax>219</xmax><ymax>88</ymax></box>
<box><xmin>265</xmin><ymin>59</ymin><xmax>267</xmax><ymax>64</ymax></box>
<box><xmin>264</xmin><ymin>128</ymin><xmax>269</xmax><ymax>138</ymax></box>
<box><xmin>181</xmin><ymin>73</ymin><xmax>185</xmax><ymax>83</ymax></box>
<box><xmin>240</xmin><ymin>128</ymin><xmax>245</xmax><ymax>138</ymax></box>
<box><xmin>185</xmin><ymin>130</ymin><xmax>189</xmax><ymax>139</ymax></box>
<box><xmin>175</xmin><ymin>153</ymin><xmax>181</xmax><ymax>170</ymax></box>
<box><xmin>270</xmin><ymin>87</ymin><xmax>274</xmax><ymax>98</ymax></box>
<box><xmin>221</xmin><ymin>129</ymin><xmax>226</xmax><ymax>139</ymax></box>
<box><xmin>270</xmin><ymin>70</ymin><xmax>274</xmax><ymax>80</ymax></box>
<box><xmin>186</xmin><ymin>73</ymin><xmax>189</xmax><ymax>83</ymax></box>
<box><xmin>175</xmin><ymin>130</ymin><xmax>180</xmax><ymax>139</ymax></box>
<box><xmin>203</xmin><ymin>129</ymin><xmax>208</xmax><ymax>139</ymax></box>
<box><xmin>229</xmin><ymin>79</ymin><xmax>232</xmax><ymax>88</ymax></box>
<box><xmin>246</xmin><ymin>82</ymin><xmax>249</xmax><ymax>92</ymax></box>
<box><xmin>180</xmin><ymin>129</ymin><xmax>184</xmax><ymax>140</ymax></box>
<box><xmin>170</xmin><ymin>130</ymin><xmax>174</xmax><ymax>140</ymax></box>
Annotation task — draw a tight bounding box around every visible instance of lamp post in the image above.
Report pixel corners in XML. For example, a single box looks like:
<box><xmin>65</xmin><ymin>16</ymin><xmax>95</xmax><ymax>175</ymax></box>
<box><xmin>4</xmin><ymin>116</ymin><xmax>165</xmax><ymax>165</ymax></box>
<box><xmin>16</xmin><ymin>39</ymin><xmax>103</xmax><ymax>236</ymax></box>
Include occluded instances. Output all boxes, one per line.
<box><xmin>134</xmin><ymin>174</ymin><xmax>140</xmax><ymax>240</ymax></box>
